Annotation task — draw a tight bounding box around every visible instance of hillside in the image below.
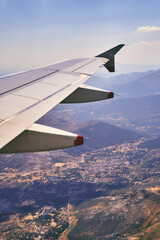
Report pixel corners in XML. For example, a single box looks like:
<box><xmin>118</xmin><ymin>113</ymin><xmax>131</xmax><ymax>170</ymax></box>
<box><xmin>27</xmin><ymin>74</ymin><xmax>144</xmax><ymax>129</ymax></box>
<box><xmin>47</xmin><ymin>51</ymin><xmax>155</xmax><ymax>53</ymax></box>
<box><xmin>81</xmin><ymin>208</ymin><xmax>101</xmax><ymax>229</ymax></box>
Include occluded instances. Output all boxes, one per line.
<box><xmin>39</xmin><ymin>93</ymin><xmax>160</xmax><ymax>136</ymax></box>
<box><xmin>67</xmin><ymin>188</ymin><xmax>160</xmax><ymax>240</ymax></box>
<box><xmin>38</xmin><ymin>68</ymin><xmax>160</xmax><ymax>138</ymax></box>
<box><xmin>0</xmin><ymin>137</ymin><xmax>160</xmax><ymax>239</ymax></box>
<box><xmin>139</xmin><ymin>137</ymin><xmax>160</xmax><ymax>149</ymax></box>
<box><xmin>86</xmin><ymin>69</ymin><xmax>160</xmax><ymax>98</ymax></box>
<box><xmin>65</xmin><ymin>121</ymin><xmax>142</xmax><ymax>155</ymax></box>
<box><xmin>0</xmin><ymin>68</ymin><xmax>160</xmax><ymax>239</ymax></box>
<box><xmin>86</xmin><ymin>69</ymin><xmax>158</xmax><ymax>89</ymax></box>
<box><xmin>111</xmin><ymin>71</ymin><xmax>160</xmax><ymax>98</ymax></box>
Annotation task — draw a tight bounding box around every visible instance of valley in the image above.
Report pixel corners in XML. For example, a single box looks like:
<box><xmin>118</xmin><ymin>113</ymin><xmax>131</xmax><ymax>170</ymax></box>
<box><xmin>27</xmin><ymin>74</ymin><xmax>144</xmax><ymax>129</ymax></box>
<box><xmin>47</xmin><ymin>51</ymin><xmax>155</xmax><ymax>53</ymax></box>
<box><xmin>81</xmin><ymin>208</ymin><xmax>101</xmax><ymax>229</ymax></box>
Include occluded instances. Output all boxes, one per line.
<box><xmin>0</xmin><ymin>68</ymin><xmax>160</xmax><ymax>239</ymax></box>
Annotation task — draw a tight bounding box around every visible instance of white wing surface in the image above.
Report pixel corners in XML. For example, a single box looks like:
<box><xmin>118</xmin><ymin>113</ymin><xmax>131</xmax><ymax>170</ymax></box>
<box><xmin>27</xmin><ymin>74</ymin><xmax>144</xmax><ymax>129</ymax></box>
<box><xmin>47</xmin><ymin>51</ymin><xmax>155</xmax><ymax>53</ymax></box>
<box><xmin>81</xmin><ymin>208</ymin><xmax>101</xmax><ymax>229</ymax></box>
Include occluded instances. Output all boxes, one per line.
<box><xmin>0</xmin><ymin>45</ymin><xmax>124</xmax><ymax>153</ymax></box>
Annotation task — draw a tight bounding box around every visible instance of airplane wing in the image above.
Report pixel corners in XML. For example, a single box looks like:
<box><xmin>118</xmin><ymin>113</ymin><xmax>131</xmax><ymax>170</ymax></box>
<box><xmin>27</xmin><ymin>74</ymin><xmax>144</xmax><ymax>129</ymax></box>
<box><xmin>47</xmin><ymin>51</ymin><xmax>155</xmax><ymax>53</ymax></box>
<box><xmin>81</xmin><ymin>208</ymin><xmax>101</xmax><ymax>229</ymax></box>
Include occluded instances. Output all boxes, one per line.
<box><xmin>0</xmin><ymin>44</ymin><xmax>124</xmax><ymax>153</ymax></box>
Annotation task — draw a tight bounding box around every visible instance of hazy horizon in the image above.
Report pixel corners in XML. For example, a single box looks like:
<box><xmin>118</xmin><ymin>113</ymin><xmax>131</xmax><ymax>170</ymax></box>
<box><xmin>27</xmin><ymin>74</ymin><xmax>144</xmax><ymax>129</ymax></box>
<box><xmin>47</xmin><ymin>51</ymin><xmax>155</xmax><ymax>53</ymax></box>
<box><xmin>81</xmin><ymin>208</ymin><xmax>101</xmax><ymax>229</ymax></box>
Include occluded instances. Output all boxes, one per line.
<box><xmin>1</xmin><ymin>0</ymin><xmax>160</xmax><ymax>74</ymax></box>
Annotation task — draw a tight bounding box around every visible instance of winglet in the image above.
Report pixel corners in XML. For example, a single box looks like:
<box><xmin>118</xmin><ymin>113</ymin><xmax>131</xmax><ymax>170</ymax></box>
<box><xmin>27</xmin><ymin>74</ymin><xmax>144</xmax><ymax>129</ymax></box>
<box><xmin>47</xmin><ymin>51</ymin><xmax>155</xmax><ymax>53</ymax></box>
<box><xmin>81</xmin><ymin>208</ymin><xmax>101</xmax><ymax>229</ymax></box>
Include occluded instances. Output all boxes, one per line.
<box><xmin>96</xmin><ymin>44</ymin><xmax>125</xmax><ymax>72</ymax></box>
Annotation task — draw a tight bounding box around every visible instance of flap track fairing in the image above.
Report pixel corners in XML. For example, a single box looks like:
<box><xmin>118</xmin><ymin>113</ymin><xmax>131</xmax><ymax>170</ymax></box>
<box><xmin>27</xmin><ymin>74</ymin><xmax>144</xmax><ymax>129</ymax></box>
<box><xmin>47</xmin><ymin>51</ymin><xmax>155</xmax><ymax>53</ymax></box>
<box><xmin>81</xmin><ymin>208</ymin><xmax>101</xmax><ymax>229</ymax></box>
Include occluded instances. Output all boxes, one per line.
<box><xmin>61</xmin><ymin>84</ymin><xmax>114</xmax><ymax>104</ymax></box>
<box><xmin>0</xmin><ymin>124</ymin><xmax>83</xmax><ymax>153</ymax></box>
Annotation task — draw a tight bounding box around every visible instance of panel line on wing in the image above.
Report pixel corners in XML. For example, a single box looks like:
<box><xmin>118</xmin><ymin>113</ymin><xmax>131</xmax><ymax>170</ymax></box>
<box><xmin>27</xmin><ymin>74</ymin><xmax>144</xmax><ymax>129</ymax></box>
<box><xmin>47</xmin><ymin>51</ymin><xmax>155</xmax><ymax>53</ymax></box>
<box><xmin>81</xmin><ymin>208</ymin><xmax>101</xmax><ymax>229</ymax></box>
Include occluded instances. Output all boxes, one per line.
<box><xmin>72</xmin><ymin>59</ymin><xmax>96</xmax><ymax>72</ymax></box>
<box><xmin>1</xmin><ymin>75</ymin><xmax>87</xmax><ymax>121</ymax></box>
<box><xmin>11</xmin><ymin>93</ymin><xmax>40</xmax><ymax>101</ymax></box>
<box><xmin>41</xmin><ymin>75</ymin><xmax>87</xmax><ymax>101</ymax></box>
<box><xmin>0</xmin><ymin>116</ymin><xmax>15</xmax><ymax>125</ymax></box>
<box><xmin>0</xmin><ymin>94</ymin><xmax>39</xmax><ymax>120</ymax></box>
<box><xmin>71</xmin><ymin>75</ymin><xmax>87</xmax><ymax>85</ymax></box>
<box><xmin>13</xmin><ymin>82</ymin><xmax>61</xmax><ymax>100</ymax></box>
<box><xmin>0</xmin><ymin>74</ymin><xmax>89</xmax><ymax>149</ymax></box>
<box><xmin>0</xmin><ymin>70</ymin><xmax>59</xmax><ymax>96</ymax></box>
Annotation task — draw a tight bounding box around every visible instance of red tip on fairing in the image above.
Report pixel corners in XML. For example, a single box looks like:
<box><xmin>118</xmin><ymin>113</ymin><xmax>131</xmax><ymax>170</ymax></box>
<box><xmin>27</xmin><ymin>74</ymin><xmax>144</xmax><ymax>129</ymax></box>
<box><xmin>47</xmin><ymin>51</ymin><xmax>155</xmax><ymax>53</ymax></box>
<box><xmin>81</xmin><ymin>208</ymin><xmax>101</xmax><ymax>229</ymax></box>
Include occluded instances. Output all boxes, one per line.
<box><xmin>108</xmin><ymin>91</ymin><xmax>114</xmax><ymax>99</ymax></box>
<box><xmin>74</xmin><ymin>135</ymin><xmax>84</xmax><ymax>146</ymax></box>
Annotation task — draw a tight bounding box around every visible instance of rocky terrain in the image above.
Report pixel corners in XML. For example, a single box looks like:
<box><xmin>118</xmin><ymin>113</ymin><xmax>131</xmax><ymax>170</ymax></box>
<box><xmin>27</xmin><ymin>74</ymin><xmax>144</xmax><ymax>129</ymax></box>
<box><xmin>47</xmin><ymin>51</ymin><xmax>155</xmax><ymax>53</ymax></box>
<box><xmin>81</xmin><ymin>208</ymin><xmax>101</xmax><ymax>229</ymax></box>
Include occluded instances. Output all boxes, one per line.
<box><xmin>0</xmin><ymin>68</ymin><xmax>160</xmax><ymax>239</ymax></box>
<box><xmin>0</xmin><ymin>134</ymin><xmax>160</xmax><ymax>239</ymax></box>
<box><xmin>67</xmin><ymin>187</ymin><xmax>160</xmax><ymax>240</ymax></box>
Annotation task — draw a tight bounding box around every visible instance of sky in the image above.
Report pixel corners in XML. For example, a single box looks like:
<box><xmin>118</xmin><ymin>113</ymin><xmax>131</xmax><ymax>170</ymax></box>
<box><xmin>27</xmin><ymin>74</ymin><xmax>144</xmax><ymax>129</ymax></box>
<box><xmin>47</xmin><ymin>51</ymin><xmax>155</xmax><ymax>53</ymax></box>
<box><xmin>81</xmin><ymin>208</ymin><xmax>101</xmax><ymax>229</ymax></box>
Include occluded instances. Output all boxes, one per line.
<box><xmin>1</xmin><ymin>0</ymin><xmax>160</xmax><ymax>74</ymax></box>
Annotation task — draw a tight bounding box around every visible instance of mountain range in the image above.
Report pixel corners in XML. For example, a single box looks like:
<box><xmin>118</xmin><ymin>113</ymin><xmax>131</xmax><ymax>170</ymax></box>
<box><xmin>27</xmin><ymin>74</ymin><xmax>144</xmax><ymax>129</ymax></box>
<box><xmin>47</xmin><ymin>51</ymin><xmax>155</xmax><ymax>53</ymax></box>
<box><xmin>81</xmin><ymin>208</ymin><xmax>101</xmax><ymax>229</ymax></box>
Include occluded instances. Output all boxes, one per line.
<box><xmin>0</xmin><ymin>67</ymin><xmax>160</xmax><ymax>240</ymax></box>
<box><xmin>38</xmin><ymin>67</ymin><xmax>160</xmax><ymax>137</ymax></box>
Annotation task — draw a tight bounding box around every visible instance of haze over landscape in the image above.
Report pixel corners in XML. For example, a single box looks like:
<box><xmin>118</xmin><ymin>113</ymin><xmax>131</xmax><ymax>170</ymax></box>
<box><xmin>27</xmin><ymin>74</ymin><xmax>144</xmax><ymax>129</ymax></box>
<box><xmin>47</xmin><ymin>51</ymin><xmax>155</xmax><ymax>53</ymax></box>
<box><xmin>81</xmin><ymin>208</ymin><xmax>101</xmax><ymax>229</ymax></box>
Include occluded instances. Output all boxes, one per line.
<box><xmin>0</xmin><ymin>0</ymin><xmax>160</xmax><ymax>239</ymax></box>
<box><xmin>1</xmin><ymin>0</ymin><xmax>160</xmax><ymax>74</ymax></box>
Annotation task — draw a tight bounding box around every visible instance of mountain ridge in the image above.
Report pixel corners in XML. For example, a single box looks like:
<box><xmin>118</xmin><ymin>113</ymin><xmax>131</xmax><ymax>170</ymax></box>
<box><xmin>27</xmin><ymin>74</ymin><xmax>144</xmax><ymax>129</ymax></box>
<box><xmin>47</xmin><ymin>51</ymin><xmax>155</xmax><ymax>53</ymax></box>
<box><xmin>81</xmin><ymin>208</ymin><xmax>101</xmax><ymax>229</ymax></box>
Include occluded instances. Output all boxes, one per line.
<box><xmin>65</xmin><ymin>120</ymin><xmax>142</xmax><ymax>155</ymax></box>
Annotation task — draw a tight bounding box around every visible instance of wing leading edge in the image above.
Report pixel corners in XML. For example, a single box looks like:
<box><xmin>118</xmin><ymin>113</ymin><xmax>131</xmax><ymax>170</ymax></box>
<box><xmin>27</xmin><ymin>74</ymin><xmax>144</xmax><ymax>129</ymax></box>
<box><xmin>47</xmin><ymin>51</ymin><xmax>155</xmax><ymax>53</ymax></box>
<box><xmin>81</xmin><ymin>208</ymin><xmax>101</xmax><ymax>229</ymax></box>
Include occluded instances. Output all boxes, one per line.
<box><xmin>0</xmin><ymin>44</ymin><xmax>124</xmax><ymax>153</ymax></box>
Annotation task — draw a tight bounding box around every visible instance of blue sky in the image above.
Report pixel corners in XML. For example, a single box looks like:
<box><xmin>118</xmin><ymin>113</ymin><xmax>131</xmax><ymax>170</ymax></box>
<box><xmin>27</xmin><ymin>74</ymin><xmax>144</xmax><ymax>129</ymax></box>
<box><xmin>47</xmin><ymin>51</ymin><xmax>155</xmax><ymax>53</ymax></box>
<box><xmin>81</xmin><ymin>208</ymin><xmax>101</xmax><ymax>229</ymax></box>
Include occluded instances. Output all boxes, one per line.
<box><xmin>1</xmin><ymin>0</ymin><xmax>160</xmax><ymax>73</ymax></box>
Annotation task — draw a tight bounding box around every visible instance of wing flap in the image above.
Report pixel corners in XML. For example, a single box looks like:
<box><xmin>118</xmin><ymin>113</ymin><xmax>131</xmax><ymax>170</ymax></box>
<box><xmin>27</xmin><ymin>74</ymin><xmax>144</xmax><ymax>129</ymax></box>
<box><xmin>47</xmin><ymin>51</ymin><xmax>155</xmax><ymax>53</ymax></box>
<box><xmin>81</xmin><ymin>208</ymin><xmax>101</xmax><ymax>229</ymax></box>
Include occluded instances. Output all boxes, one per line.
<box><xmin>0</xmin><ymin>69</ymin><xmax>58</xmax><ymax>95</ymax></box>
<box><xmin>73</xmin><ymin>59</ymin><xmax>102</xmax><ymax>75</ymax></box>
<box><xmin>64</xmin><ymin>58</ymin><xmax>93</xmax><ymax>72</ymax></box>
<box><xmin>0</xmin><ymin>72</ymin><xmax>87</xmax><ymax>121</ymax></box>
<box><xmin>13</xmin><ymin>82</ymin><xmax>61</xmax><ymax>100</ymax></box>
<box><xmin>41</xmin><ymin>72</ymin><xmax>81</xmax><ymax>87</ymax></box>
<box><xmin>0</xmin><ymin>94</ymin><xmax>38</xmax><ymax>120</ymax></box>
